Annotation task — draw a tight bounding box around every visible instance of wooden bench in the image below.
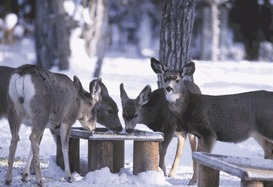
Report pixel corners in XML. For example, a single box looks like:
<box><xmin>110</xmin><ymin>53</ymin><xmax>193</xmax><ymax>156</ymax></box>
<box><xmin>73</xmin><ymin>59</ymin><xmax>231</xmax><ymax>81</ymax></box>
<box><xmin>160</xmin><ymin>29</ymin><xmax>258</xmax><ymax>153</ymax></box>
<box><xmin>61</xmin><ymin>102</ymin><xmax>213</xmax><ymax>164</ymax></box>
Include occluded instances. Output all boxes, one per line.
<box><xmin>193</xmin><ymin>152</ymin><xmax>273</xmax><ymax>187</ymax></box>
<box><xmin>51</xmin><ymin>127</ymin><xmax>164</xmax><ymax>175</ymax></box>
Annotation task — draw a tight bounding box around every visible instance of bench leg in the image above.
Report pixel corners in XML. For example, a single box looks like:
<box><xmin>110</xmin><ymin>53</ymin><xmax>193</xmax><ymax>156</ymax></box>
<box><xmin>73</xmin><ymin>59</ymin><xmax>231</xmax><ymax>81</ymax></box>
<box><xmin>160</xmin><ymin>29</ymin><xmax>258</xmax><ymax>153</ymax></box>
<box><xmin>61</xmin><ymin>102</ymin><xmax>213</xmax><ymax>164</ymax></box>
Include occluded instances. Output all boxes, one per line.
<box><xmin>113</xmin><ymin>141</ymin><xmax>125</xmax><ymax>172</ymax></box>
<box><xmin>198</xmin><ymin>164</ymin><xmax>219</xmax><ymax>187</ymax></box>
<box><xmin>56</xmin><ymin>136</ymin><xmax>80</xmax><ymax>173</ymax></box>
<box><xmin>133</xmin><ymin>141</ymin><xmax>159</xmax><ymax>175</ymax></box>
<box><xmin>88</xmin><ymin>140</ymin><xmax>124</xmax><ymax>173</ymax></box>
<box><xmin>241</xmin><ymin>180</ymin><xmax>264</xmax><ymax>187</ymax></box>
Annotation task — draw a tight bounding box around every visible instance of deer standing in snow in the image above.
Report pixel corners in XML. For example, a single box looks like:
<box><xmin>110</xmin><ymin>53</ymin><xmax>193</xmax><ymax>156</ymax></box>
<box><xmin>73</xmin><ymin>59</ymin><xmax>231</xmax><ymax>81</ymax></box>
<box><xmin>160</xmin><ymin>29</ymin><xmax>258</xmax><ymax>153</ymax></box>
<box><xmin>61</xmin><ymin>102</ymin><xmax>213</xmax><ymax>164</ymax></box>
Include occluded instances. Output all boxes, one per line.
<box><xmin>4</xmin><ymin>64</ymin><xmax>122</xmax><ymax>186</ymax></box>
<box><xmin>120</xmin><ymin>79</ymin><xmax>200</xmax><ymax>178</ymax></box>
<box><xmin>151</xmin><ymin>57</ymin><xmax>273</xmax><ymax>185</ymax></box>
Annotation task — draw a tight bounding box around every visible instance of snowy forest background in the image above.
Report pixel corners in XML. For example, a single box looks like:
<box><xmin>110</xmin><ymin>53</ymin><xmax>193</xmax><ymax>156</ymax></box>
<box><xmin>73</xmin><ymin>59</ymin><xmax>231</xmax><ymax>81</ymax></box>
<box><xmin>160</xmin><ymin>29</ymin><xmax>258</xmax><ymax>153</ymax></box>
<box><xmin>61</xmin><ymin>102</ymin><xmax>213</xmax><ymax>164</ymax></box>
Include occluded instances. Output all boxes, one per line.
<box><xmin>1</xmin><ymin>0</ymin><xmax>273</xmax><ymax>186</ymax></box>
<box><xmin>1</xmin><ymin>0</ymin><xmax>273</xmax><ymax>73</ymax></box>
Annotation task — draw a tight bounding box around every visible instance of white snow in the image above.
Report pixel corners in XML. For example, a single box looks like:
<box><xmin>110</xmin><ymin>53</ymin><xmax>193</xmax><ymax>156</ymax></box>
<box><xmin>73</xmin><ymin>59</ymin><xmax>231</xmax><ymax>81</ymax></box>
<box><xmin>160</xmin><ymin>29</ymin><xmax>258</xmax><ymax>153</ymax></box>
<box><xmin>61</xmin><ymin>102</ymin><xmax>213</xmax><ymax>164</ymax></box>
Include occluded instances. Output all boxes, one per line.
<box><xmin>0</xmin><ymin>32</ymin><xmax>273</xmax><ymax>187</ymax></box>
<box><xmin>3</xmin><ymin>13</ymin><xmax>18</xmax><ymax>30</ymax></box>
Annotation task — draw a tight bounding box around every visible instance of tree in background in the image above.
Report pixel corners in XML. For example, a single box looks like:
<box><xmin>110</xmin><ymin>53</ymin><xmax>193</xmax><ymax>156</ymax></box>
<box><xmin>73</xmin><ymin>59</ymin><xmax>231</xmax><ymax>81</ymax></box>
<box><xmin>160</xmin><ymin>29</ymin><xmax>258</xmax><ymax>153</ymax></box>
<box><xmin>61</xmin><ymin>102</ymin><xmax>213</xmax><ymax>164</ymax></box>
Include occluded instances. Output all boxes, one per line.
<box><xmin>158</xmin><ymin>0</ymin><xmax>196</xmax><ymax>87</ymax></box>
<box><xmin>81</xmin><ymin>0</ymin><xmax>110</xmax><ymax>78</ymax></box>
<box><xmin>35</xmin><ymin>0</ymin><xmax>72</xmax><ymax>70</ymax></box>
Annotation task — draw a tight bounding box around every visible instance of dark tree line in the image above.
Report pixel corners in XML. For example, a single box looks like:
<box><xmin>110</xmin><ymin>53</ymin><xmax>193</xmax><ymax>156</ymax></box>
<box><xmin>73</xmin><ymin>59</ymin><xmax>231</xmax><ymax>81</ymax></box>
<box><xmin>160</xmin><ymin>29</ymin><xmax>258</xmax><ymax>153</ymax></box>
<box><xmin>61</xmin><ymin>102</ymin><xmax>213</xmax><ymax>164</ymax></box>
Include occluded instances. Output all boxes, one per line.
<box><xmin>230</xmin><ymin>0</ymin><xmax>273</xmax><ymax>60</ymax></box>
<box><xmin>1</xmin><ymin>0</ymin><xmax>273</xmax><ymax>72</ymax></box>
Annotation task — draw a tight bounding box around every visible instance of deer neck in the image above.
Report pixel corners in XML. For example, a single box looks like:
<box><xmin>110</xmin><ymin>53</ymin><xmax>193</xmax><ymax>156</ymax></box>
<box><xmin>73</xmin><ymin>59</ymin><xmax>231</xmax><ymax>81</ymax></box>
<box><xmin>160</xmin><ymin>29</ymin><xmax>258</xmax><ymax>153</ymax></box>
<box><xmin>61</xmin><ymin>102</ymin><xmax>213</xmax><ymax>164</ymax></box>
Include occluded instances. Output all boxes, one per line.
<box><xmin>167</xmin><ymin>81</ymin><xmax>190</xmax><ymax>117</ymax></box>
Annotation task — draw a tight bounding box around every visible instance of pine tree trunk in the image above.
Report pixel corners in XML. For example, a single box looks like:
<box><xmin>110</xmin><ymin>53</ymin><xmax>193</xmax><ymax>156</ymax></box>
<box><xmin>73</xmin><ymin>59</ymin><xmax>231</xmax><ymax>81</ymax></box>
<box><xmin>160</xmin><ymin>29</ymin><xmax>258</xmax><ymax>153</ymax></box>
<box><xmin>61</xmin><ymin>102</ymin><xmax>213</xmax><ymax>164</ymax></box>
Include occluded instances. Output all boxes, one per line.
<box><xmin>158</xmin><ymin>0</ymin><xmax>196</xmax><ymax>87</ymax></box>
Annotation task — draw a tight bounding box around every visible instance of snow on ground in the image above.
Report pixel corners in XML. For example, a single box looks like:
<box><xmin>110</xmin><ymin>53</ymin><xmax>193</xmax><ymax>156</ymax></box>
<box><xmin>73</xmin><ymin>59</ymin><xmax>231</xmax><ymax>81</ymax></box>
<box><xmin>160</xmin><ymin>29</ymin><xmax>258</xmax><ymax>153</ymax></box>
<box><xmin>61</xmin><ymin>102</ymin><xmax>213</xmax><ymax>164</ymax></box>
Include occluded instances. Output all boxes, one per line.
<box><xmin>0</xmin><ymin>33</ymin><xmax>273</xmax><ymax>187</ymax></box>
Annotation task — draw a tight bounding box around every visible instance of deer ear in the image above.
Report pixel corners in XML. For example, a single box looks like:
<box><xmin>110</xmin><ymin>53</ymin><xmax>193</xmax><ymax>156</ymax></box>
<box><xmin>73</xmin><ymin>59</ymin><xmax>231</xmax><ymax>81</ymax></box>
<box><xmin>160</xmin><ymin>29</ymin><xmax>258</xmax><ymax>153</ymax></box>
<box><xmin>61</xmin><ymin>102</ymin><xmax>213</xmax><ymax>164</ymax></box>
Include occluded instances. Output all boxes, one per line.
<box><xmin>89</xmin><ymin>79</ymin><xmax>102</xmax><ymax>102</ymax></box>
<box><xmin>120</xmin><ymin>83</ymin><xmax>129</xmax><ymax>106</ymax></box>
<box><xmin>137</xmin><ymin>85</ymin><xmax>152</xmax><ymax>105</ymax></box>
<box><xmin>181</xmin><ymin>61</ymin><xmax>195</xmax><ymax>77</ymax></box>
<box><xmin>150</xmin><ymin>57</ymin><xmax>167</xmax><ymax>74</ymax></box>
<box><xmin>73</xmin><ymin>76</ymin><xmax>84</xmax><ymax>93</ymax></box>
<box><xmin>97</xmin><ymin>78</ymin><xmax>109</xmax><ymax>98</ymax></box>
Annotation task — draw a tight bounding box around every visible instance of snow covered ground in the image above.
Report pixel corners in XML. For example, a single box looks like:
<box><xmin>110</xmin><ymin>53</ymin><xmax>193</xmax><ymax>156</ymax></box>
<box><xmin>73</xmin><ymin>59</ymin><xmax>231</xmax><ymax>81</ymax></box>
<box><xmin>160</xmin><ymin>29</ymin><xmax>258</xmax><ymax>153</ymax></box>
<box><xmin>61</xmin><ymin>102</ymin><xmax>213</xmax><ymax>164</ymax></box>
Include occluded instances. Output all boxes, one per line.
<box><xmin>0</xmin><ymin>31</ymin><xmax>273</xmax><ymax>187</ymax></box>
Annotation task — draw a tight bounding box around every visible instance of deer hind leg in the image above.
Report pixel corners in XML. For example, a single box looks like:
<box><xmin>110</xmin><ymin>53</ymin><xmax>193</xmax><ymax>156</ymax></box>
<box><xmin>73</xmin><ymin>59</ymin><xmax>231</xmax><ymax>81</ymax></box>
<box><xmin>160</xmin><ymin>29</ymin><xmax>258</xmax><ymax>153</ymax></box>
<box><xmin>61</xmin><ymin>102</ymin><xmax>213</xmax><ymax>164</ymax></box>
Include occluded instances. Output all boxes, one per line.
<box><xmin>29</xmin><ymin>134</ymin><xmax>44</xmax><ymax>175</ymax></box>
<box><xmin>253</xmin><ymin>133</ymin><xmax>273</xmax><ymax>159</ymax></box>
<box><xmin>168</xmin><ymin>131</ymin><xmax>186</xmax><ymax>177</ymax></box>
<box><xmin>60</xmin><ymin>123</ymin><xmax>73</xmax><ymax>183</ymax></box>
<box><xmin>22</xmin><ymin>129</ymin><xmax>44</xmax><ymax>186</ymax></box>
<box><xmin>5</xmin><ymin>116</ymin><xmax>21</xmax><ymax>185</ymax></box>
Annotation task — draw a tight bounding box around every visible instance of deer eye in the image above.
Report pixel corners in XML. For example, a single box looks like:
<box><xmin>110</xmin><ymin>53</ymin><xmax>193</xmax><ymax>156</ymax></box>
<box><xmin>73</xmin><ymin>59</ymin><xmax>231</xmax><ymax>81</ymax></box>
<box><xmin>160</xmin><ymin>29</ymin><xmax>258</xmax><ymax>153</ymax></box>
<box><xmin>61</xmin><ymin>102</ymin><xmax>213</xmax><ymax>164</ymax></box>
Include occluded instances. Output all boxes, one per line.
<box><xmin>107</xmin><ymin>109</ymin><xmax>113</xmax><ymax>114</ymax></box>
<box><xmin>134</xmin><ymin>114</ymin><xmax>138</xmax><ymax>118</ymax></box>
<box><xmin>175</xmin><ymin>79</ymin><xmax>180</xmax><ymax>83</ymax></box>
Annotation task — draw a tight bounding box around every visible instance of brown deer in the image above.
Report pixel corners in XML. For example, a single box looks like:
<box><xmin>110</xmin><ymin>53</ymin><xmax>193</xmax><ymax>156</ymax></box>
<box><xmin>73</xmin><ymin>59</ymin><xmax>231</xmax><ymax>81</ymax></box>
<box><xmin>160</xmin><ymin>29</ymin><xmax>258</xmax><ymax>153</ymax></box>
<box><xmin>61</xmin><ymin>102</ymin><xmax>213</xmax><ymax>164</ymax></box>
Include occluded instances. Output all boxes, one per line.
<box><xmin>4</xmin><ymin>64</ymin><xmax>122</xmax><ymax>186</ymax></box>
<box><xmin>120</xmin><ymin>82</ymin><xmax>200</xmax><ymax>179</ymax></box>
<box><xmin>151</xmin><ymin>57</ymin><xmax>273</xmax><ymax>185</ymax></box>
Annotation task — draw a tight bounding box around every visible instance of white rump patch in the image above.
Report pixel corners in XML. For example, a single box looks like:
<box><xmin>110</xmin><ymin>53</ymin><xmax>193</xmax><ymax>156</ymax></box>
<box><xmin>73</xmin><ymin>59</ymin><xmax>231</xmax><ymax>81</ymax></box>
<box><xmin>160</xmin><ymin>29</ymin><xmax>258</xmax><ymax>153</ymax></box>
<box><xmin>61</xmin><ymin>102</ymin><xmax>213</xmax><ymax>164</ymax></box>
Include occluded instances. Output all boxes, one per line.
<box><xmin>9</xmin><ymin>73</ymin><xmax>36</xmax><ymax>117</ymax></box>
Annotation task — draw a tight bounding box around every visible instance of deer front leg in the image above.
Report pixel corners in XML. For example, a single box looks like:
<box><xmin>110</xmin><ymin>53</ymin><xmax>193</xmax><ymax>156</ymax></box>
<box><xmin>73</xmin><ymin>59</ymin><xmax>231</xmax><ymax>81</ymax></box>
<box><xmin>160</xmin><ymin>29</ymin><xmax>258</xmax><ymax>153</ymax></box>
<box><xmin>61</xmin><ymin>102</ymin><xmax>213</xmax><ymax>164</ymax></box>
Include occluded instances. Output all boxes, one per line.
<box><xmin>168</xmin><ymin>131</ymin><xmax>186</xmax><ymax>177</ymax></box>
<box><xmin>159</xmin><ymin>142</ymin><xmax>167</xmax><ymax>176</ymax></box>
<box><xmin>188</xmin><ymin>134</ymin><xmax>198</xmax><ymax>185</ymax></box>
<box><xmin>60</xmin><ymin>123</ymin><xmax>73</xmax><ymax>183</ymax></box>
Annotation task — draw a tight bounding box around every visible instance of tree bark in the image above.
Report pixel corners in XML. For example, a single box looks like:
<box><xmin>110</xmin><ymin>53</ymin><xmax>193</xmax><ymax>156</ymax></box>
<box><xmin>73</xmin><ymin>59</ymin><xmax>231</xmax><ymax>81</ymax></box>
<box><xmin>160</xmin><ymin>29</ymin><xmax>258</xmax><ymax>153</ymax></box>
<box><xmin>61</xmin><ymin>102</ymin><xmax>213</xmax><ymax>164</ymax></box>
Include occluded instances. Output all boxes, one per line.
<box><xmin>35</xmin><ymin>0</ymin><xmax>70</xmax><ymax>70</ymax></box>
<box><xmin>82</xmin><ymin>0</ymin><xmax>109</xmax><ymax>78</ymax></box>
<box><xmin>158</xmin><ymin>0</ymin><xmax>196</xmax><ymax>87</ymax></box>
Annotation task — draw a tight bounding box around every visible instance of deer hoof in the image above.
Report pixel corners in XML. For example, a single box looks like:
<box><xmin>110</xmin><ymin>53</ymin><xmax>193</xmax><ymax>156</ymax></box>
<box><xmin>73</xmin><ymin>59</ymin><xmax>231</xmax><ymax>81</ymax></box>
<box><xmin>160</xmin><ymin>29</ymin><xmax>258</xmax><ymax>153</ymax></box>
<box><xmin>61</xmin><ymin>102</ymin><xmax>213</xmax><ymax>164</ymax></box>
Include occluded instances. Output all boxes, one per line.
<box><xmin>66</xmin><ymin>176</ymin><xmax>73</xmax><ymax>183</ymax></box>
<box><xmin>36</xmin><ymin>180</ymin><xmax>44</xmax><ymax>187</ymax></box>
<box><xmin>5</xmin><ymin>179</ymin><xmax>12</xmax><ymax>185</ymax></box>
<box><xmin>21</xmin><ymin>173</ymin><xmax>29</xmax><ymax>182</ymax></box>
<box><xmin>188</xmin><ymin>177</ymin><xmax>197</xmax><ymax>186</ymax></box>
<box><xmin>168</xmin><ymin>171</ymin><xmax>175</xmax><ymax>178</ymax></box>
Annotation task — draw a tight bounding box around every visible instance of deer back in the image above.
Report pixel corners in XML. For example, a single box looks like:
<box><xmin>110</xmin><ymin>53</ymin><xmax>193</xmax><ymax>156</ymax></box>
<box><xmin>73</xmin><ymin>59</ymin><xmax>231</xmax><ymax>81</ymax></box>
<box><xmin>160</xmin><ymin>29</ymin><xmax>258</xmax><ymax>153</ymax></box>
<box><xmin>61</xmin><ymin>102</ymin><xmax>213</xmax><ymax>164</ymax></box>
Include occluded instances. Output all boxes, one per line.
<box><xmin>8</xmin><ymin>64</ymin><xmax>99</xmax><ymax>131</ymax></box>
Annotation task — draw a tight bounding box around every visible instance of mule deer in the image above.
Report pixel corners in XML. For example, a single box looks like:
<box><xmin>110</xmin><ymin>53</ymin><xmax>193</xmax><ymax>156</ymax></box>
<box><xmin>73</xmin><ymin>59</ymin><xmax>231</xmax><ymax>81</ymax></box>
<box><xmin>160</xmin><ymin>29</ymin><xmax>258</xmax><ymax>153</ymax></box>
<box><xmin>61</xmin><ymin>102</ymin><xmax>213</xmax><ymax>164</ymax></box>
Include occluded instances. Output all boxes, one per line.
<box><xmin>151</xmin><ymin>57</ymin><xmax>273</xmax><ymax>185</ymax></box>
<box><xmin>4</xmin><ymin>64</ymin><xmax>120</xmax><ymax>186</ymax></box>
<box><xmin>0</xmin><ymin>65</ymin><xmax>122</xmax><ymax>184</ymax></box>
<box><xmin>120</xmin><ymin>83</ymin><xmax>199</xmax><ymax>178</ymax></box>
<box><xmin>0</xmin><ymin>66</ymin><xmax>123</xmax><ymax>132</ymax></box>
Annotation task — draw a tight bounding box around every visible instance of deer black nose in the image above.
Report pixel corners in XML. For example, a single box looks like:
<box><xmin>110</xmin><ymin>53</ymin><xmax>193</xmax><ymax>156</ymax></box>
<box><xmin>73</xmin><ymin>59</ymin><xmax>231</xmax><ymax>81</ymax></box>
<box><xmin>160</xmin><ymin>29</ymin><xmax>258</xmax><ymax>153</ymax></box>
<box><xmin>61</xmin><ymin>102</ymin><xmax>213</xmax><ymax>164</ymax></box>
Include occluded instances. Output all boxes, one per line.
<box><xmin>115</xmin><ymin>126</ymin><xmax>123</xmax><ymax>133</ymax></box>
<box><xmin>166</xmin><ymin>86</ymin><xmax>173</xmax><ymax>92</ymax></box>
<box><xmin>126</xmin><ymin>128</ymin><xmax>134</xmax><ymax>133</ymax></box>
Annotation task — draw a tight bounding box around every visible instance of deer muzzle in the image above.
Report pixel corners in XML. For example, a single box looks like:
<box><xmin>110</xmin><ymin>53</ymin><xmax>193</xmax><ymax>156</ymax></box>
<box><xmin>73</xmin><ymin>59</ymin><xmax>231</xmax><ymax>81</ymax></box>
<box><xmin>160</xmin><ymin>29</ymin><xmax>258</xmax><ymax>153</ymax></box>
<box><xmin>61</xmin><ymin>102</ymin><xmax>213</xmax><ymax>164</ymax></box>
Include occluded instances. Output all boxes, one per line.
<box><xmin>166</xmin><ymin>86</ymin><xmax>174</xmax><ymax>93</ymax></box>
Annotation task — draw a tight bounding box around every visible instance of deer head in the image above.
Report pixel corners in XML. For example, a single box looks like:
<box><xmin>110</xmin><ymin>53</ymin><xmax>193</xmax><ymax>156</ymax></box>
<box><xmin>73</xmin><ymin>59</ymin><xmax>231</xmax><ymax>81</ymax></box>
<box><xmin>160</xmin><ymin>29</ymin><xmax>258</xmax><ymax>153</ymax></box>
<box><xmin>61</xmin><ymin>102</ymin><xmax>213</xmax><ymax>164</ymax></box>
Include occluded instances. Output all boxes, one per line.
<box><xmin>150</xmin><ymin>57</ymin><xmax>196</xmax><ymax>103</ymax></box>
<box><xmin>120</xmin><ymin>83</ymin><xmax>151</xmax><ymax>133</ymax></box>
<box><xmin>94</xmin><ymin>79</ymin><xmax>123</xmax><ymax>132</ymax></box>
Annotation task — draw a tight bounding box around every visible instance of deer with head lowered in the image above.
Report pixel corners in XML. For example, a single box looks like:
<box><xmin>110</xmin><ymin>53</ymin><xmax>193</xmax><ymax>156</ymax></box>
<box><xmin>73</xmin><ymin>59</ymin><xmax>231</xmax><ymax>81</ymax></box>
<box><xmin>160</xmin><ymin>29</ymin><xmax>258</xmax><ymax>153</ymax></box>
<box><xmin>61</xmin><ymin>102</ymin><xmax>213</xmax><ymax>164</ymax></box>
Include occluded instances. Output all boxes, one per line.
<box><xmin>151</xmin><ymin>57</ymin><xmax>273</xmax><ymax>185</ymax></box>
<box><xmin>120</xmin><ymin>80</ymin><xmax>200</xmax><ymax>179</ymax></box>
<box><xmin>0</xmin><ymin>66</ymin><xmax>122</xmax><ymax>133</ymax></box>
<box><xmin>4</xmin><ymin>64</ymin><xmax>122</xmax><ymax>186</ymax></box>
